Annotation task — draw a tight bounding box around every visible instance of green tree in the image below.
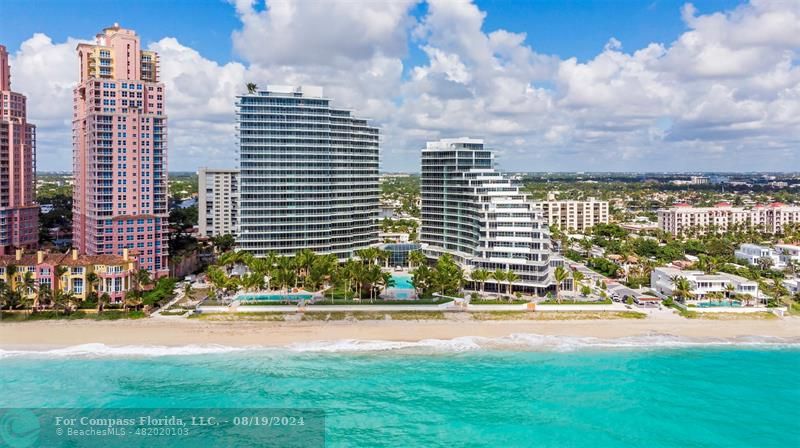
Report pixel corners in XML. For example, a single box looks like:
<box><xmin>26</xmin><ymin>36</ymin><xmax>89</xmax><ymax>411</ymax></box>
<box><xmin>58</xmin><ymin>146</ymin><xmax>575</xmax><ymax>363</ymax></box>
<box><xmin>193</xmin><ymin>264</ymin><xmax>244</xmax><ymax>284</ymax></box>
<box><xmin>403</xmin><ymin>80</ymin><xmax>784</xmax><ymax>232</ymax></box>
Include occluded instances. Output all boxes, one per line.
<box><xmin>134</xmin><ymin>269</ymin><xmax>152</xmax><ymax>293</ymax></box>
<box><xmin>553</xmin><ymin>266</ymin><xmax>569</xmax><ymax>304</ymax></box>
<box><xmin>53</xmin><ymin>290</ymin><xmax>75</xmax><ymax>315</ymax></box>
<box><xmin>470</xmin><ymin>269</ymin><xmax>490</xmax><ymax>295</ymax></box>
<box><xmin>35</xmin><ymin>284</ymin><xmax>53</xmax><ymax>312</ymax></box>
<box><xmin>671</xmin><ymin>276</ymin><xmax>694</xmax><ymax>303</ymax></box>
<box><xmin>571</xmin><ymin>270</ymin><xmax>585</xmax><ymax>292</ymax></box>
<box><xmin>212</xmin><ymin>234</ymin><xmax>236</xmax><ymax>252</ymax></box>
<box><xmin>408</xmin><ymin>250</ymin><xmax>427</xmax><ymax>269</ymax></box>
<box><xmin>98</xmin><ymin>292</ymin><xmax>111</xmax><ymax>314</ymax></box>
<box><xmin>491</xmin><ymin>269</ymin><xmax>506</xmax><ymax>295</ymax></box>
<box><xmin>504</xmin><ymin>270</ymin><xmax>519</xmax><ymax>298</ymax></box>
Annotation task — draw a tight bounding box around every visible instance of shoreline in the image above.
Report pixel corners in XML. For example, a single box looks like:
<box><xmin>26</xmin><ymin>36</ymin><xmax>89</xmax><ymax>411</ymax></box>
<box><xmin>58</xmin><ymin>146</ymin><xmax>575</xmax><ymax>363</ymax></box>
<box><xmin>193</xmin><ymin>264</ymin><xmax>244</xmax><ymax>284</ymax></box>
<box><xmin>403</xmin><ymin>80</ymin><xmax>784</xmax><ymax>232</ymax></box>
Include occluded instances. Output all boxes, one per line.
<box><xmin>1</xmin><ymin>316</ymin><xmax>799</xmax><ymax>351</ymax></box>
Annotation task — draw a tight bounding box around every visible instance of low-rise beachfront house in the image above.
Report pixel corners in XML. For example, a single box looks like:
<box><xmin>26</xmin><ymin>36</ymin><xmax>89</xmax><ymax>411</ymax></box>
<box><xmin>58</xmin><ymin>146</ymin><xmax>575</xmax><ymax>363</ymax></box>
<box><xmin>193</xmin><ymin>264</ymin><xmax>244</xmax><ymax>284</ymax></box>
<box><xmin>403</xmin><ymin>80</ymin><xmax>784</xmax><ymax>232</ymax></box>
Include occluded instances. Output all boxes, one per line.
<box><xmin>734</xmin><ymin>243</ymin><xmax>781</xmax><ymax>268</ymax></box>
<box><xmin>650</xmin><ymin>267</ymin><xmax>761</xmax><ymax>304</ymax></box>
<box><xmin>775</xmin><ymin>244</ymin><xmax>800</xmax><ymax>267</ymax></box>
<box><xmin>0</xmin><ymin>249</ymin><xmax>137</xmax><ymax>304</ymax></box>
<box><xmin>783</xmin><ymin>277</ymin><xmax>800</xmax><ymax>294</ymax></box>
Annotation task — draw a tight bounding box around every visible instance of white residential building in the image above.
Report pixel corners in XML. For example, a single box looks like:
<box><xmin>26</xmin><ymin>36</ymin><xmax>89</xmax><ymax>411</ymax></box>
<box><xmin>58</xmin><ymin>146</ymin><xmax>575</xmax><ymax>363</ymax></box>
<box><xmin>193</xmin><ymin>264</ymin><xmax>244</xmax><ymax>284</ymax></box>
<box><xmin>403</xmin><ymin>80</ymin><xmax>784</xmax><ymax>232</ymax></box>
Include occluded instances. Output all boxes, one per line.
<box><xmin>658</xmin><ymin>202</ymin><xmax>800</xmax><ymax>236</ymax></box>
<box><xmin>650</xmin><ymin>267</ymin><xmax>761</xmax><ymax>303</ymax></box>
<box><xmin>198</xmin><ymin>168</ymin><xmax>239</xmax><ymax>237</ymax></box>
<box><xmin>734</xmin><ymin>243</ymin><xmax>781</xmax><ymax>268</ymax></box>
<box><xmin>236</xmin><ymin>85</ymin><xmax>379</xmax><ymax>258</ymax></box>
<box><xmin>782</xmin><ymin>277</ymin><xmax>800</xmax><ymax>294</ymax></box>
<box><xmin>420</xmin><ymin>138</ymin><xmax>553</xmax><ymax>295</ymax></box>
<box><xmin>775</xmin><ymin>244</ymin><xmax>800</xmax><ymax>267</ymax></box>
<box><xmin>533</xmin><ymin>196</ymin><xmax>609</xmax><ymax>232</ymax></box>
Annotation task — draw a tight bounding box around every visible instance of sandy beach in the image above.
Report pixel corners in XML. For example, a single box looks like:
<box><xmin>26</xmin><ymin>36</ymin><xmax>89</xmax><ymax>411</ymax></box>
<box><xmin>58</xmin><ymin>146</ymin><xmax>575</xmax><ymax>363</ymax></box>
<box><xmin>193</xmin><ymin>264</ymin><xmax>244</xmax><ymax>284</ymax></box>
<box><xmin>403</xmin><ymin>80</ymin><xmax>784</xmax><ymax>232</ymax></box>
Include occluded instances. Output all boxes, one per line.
<box><xmin>2</xmin><ymin>315</ymin><xmax>799</xmax><ymax>349</ymax></box>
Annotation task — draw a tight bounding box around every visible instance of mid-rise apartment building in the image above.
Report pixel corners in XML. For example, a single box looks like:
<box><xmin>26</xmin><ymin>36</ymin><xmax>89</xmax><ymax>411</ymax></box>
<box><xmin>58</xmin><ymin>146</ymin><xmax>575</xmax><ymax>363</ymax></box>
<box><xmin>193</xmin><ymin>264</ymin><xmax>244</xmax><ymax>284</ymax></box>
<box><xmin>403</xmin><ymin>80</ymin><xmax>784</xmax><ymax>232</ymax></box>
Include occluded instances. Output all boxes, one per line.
<box><xmin>236</xmin><ymin>85</ymin><xmax>379</xmax><ymax>258</ymax></box>
<box><xmin>420</xmin><ymin>138</ymin><xmax>553</xmax><ymax>294</ymax></box>
<box><xmin>658</xmin><ymin>203</ymin><xmax>800</xmax><ymax>236</ymax></box>
<box><xmin>0</xmin><ymin>45</ymin><xmax>38</xmax><ymax>255</ymax></box>
<box><xmin>534</xmin><ymin>196</ymin><xmax>609</xmax><ymax>232</ymax></box>
<box><xmin>72</xmin><ymin>24</ymin><xmax>168</xmax><ymax>277</ymax></box>
<box><xmin>198</xmin><ymin>168</ymin><xmax>238</xmax><ymax>237</ymax></box>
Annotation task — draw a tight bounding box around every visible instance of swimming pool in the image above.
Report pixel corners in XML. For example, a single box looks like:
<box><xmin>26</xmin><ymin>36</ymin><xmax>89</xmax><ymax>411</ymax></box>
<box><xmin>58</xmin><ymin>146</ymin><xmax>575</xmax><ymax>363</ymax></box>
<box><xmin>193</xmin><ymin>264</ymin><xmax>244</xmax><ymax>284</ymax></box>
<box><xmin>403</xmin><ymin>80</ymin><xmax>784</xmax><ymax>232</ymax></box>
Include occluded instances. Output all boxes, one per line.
<box><xmin>384</xmin><ymin>274</ymin><xmax>416</xmax><ymax>300</ymax></box>
<box><xmin>239</xmin><ymin>293</ymin><xmax>313</xmax><ymax>302</ymax></box>
<box><xmin>697</xmin><ymin>300</ymin><xmax>742</xmax><ymax>308</ymax></box>
<box><xmin>392</xmin><ymin>274</ymin><xmax>414</xmax><ymax>289</ymax></box>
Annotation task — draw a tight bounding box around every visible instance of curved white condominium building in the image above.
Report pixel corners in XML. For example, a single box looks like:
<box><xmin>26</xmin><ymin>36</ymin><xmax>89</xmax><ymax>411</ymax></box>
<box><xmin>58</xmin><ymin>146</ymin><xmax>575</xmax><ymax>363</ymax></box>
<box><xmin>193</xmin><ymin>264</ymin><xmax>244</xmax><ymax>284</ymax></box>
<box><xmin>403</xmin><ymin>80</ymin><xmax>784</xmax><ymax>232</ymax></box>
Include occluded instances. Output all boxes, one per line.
<box><xmin>236</xmin><ymin>85</ymin><xmax>379</xmax><ymax>258</ymax></box>
<box><xmin>420</xmin><ymin>138</ymin><xmax>554</xmax><ymax>294</ymax></box>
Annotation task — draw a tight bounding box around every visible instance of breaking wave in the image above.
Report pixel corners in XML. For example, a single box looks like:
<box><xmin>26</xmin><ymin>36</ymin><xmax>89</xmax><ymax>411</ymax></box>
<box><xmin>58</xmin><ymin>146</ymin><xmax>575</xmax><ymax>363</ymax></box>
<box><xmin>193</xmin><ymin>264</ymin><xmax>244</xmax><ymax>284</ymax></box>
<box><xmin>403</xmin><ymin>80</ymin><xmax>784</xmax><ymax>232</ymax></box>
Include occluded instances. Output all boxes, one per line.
<box><xmin>1</xmin><ymin>334</ymin><xmax>798</xmax><ymax>358</ymax></box>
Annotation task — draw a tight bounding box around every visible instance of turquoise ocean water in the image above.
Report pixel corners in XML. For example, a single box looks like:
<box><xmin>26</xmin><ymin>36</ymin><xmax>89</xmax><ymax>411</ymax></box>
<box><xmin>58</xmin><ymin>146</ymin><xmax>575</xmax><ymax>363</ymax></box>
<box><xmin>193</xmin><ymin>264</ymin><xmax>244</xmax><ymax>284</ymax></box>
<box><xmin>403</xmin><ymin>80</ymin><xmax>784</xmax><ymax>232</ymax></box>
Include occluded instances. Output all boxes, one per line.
<box><xmin>1</xmin><ymin>338</ymin><xmax>798</xmax><ymax>447</ymax></box>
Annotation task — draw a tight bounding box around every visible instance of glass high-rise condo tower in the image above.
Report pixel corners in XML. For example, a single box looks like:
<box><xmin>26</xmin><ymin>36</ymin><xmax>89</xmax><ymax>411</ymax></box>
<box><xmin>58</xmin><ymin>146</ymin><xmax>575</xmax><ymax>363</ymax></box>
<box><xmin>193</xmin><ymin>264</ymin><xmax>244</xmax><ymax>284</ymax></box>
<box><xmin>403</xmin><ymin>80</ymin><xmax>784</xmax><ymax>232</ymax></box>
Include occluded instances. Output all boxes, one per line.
<box><xmin>236</xmin><ymin>85</ymin><xmax>379</xmax><ymax>258</ymax></box>
<box><xmin>420</xmin><ymin>138</ymin><xmax>554</xmax><ymax>295</ymax></box>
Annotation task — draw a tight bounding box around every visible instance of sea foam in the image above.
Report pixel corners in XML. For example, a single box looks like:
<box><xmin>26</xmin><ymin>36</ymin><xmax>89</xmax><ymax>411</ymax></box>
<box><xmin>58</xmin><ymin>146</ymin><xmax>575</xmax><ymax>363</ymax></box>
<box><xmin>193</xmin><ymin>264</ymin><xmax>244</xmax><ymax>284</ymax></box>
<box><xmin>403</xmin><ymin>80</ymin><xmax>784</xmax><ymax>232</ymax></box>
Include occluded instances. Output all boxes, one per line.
<box><xmin>1</xmin><ymin>334</ymin><xmax>798</xmax><ymax>358</ymax></box>
<box><xmin>0</xmin><ymin>343</ymin><xmax>258</xmax><ymax>359</ymax></box>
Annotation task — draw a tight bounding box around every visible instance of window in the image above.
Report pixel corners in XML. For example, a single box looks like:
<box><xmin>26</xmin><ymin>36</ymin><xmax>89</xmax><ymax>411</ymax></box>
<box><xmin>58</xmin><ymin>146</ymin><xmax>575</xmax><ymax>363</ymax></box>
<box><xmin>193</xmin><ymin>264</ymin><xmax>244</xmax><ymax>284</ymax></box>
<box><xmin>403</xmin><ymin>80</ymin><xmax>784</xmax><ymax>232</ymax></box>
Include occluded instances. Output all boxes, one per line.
<box><xmin>72</xmin><ymin>278</ymin><xmax>84</xmax><ymax>294</ymax></box>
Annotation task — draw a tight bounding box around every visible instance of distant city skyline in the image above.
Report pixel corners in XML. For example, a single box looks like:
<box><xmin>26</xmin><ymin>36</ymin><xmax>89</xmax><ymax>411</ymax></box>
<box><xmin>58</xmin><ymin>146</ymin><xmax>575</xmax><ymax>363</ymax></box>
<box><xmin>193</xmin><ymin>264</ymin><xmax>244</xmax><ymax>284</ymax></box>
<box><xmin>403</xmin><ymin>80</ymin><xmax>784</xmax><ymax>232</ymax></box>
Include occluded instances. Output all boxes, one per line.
<box><xmin>1</xmin><ymin>0</ymin><xmax>798</xmax><ymax>172</ymax></box>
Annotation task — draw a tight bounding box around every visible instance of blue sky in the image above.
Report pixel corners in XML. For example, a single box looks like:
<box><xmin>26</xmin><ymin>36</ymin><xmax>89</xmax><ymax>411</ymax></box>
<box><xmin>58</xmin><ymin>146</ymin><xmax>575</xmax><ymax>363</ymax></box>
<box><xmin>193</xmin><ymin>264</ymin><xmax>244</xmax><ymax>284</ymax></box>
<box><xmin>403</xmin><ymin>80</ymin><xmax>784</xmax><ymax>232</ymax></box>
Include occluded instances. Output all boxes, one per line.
<box><xmin>2</xmin><ymin>0</ymin><xmax>798</xmax><ymax>172</ymax></box>
<box><xmin>2</xmin><ymin>0</ymin><xmax>741</xmax><ymax>65</ymax></box>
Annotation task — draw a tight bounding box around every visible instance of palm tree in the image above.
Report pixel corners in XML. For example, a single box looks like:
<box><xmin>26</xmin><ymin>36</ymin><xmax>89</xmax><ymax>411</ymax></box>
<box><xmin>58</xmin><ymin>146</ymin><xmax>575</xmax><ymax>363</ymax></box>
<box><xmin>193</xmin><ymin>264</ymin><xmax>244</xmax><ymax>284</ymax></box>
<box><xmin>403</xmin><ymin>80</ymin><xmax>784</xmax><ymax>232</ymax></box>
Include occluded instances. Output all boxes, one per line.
<box><xmin>571</xmin><ymin>270</ymin><xmax>585</xmax><ymax>292</ymax></box>
<box><xmin>53</xmin><ymin>290</ymin><xmax>75</xmax><ymax>315</ymax></box>
<box><xmin>671</xmin><ymin>275</ymin><xmax>694</xmax><ymax>303</ymax></box>
<box><xmin>134</xmin><ymin>269</ymin><xmax>151</xmax><ymax>293</ymax></box>
<box><xmin>86</xmin><ymin>272</ymin><xmax>99</xmax><ymax>296</ymax></box>
<box><xmin>341</xmin><ymin>259</ymin><xmax>359</xmax><ymax>300</ymax></box>
<box><xmin>356</xmin><ymin>247</ymin><xmax>381</xmax><ymax>266</ymax></box>
<box><xmin>124</xmin><ymin>290</ymin><xmax>143</xmax><ymax>313</ymax></box>
<box><xmin>378</xmin><ymin>249</ymin><xmax>391</xmax><ymax>268</ymax></box>
<box><xmin>206</xmin><ymin>265</ymin><xmax>228</xmax><ymax>295</ymax></box>
<box><xmin>771</xmin><ymin>279</ymin><xmax>791</xmax><ymax>308</ymax></box>
<box><xmin>246</xmin><ymin>82</ymin><xmax>258</xmax><ymax>94</ymax></box>
<box><xmin>706</xmin><ymin>291</ymin><xmax>724</xmax><ymax>305</ymax></box>
<box><xmin>365</xmin><ymin>265</ymin><xmax>383</xmax><ymax>302</ymax></box>
<box><xmin>35</xmin><ymin>284</ymin><xmax>53</xmax><ymax>312</ymax></box>
<box><xmin>553</xmin><ymin>266</ymin><xmax>569</xmax><ymax>304</ymax></box>
<box><xmin>491</xmin><ymin>269</ymin><xmax>506</xmax><ymax>295</ymax></box>
<box><xmin>0</xmin><ymin>280</ymin><xmax>8</xmax><ymax>313</ymax></box>
<box><xmin>273</xmin><ymin>257</ymin><xmax>296</xmax><ymax>297</ymax></box>
<box><xmin>379</xmin><ymin>271</ymin><xmax>395</xmax><ymax>297</ymax></box>
<box><xmin>412</xmin><ymin>264</ymin><xmax>431</xmax><ymax>296</ymax></box>
<box><xmin>4</xmin><ymin>289</ymin><xmax>22</xmax><ymax>312</ymax></box>
<box><xmin>724</xmin><ymin>283</ymin><xmax>736</xmax><ymax>304</ymax></box>
<box><xmin>470</xmin><ymin>269</ymin><xmax>490</xmax><ymax>295</ymax></box>
<box><xmin>19</xmin><ymin>271</ymin><xmax>36</xmax><ymax>298</ymax></box>
<box><xmin>98</xmin><ymin>292</ymin><xmax>111</xmax><ymax>314</ymax></box>
<box><xmin>294</xmin><ymin>249</ymin><xmax>317</xmax><ymax>288</ymax></box>
<box><xmin>408</xmin><ymin>250</ymin><xmax>426</xmax><ymax>270</ymax></box>
<box><xmin>54</xmin><ymin>265</ymin><xmax>68</xmax><ymax>293</ymax></box>
<box><xmin>6</xmin><ymin>265</ymin><xmax>18</xmax><ymax>290</ymax></box>
<box><xmin>504</xmin><ymin>270</ymin><xmax>518</xmax><ymax>299</ymax></box>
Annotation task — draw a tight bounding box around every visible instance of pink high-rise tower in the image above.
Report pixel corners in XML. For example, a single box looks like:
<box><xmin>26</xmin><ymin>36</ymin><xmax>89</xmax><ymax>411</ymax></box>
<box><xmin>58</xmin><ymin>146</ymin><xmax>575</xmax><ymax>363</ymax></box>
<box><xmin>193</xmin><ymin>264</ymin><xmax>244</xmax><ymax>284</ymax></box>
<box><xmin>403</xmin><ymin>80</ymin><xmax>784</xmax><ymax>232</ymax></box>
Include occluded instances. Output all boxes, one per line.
<box><xmin>0</xmin><ymin>44</ymin><xmax>38</xmax><ymax>256</ymax></box>
<box><xmin>73</xmin><ymin>24</ymin><xmax>168</xmax><ymax>278</ymax></box>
